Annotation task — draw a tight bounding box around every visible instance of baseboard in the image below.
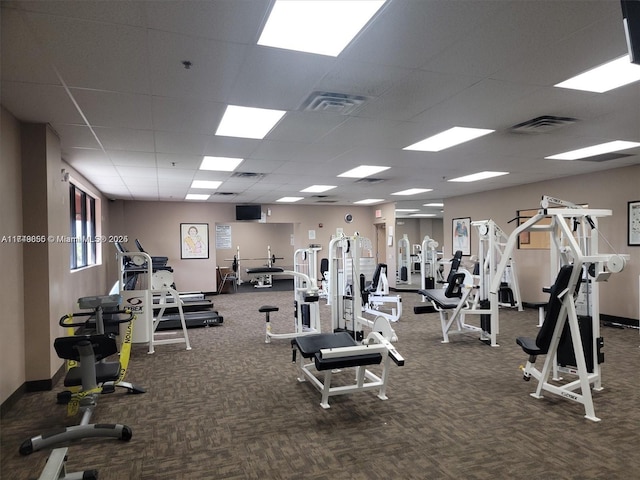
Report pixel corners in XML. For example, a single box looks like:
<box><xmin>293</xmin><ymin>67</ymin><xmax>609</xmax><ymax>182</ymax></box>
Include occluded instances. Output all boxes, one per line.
<box><xmin>1</xmin><ymin>383</ymin><xmax>26</xmax><ymax>417</ymax></box>
<box><xmin>1</xmin><ymin>364</ymin><xmax>65</xmax><ymax>415</ymax></box>
<box><xmin>601</xmin><ymin>314</ymin><xmax>639</xmax><ymax>328</ymax></box>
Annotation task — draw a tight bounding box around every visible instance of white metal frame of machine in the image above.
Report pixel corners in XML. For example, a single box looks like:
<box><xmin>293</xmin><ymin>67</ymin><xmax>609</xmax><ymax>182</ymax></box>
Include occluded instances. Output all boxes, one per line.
<box><xmin>328</xmin><ymin>233</ymin><xmax>398</xmax><ymax>342</ymax></box>
<box><xmin>116</xmin><ymin>250</ymin><xmax>191</xmax><ymax>354</ymax></box>
<box><xmin>492</xmin><ymin>196</ymin><xmax>629</xmax><ymax>421</ymax></box>
<box><xmin>250</xmin><ymin>247</ymin><xmax>323</xmax><ymax>343</ymax></box>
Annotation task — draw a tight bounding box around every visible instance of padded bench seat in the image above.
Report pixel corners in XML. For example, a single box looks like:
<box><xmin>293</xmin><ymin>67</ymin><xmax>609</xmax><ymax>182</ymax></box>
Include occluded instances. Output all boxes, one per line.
<box><xmin>417</xmin><ymin>288</ymin><xmax>461</xmax><ymax>309</ymax></box>
<box><xmin>292</xmin><ymin>332</ymin><xmax>383</xmax><ymax>371</ymax></box>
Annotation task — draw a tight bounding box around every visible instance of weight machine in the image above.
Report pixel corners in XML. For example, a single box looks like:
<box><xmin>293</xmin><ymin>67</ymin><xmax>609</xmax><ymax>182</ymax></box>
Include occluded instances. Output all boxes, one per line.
<box><xmin>397</xmin><ymin>234</ymin><xmax>411</xmax><ymax>283</ymax></box>
<box><xmin>328</xmin><ymin>233</ymin><xmax>398</xmax><ymax>342</ymax></box>
<box><xmin>494</xmin><ymin>196</ymin><xmax>629</xmax><ymax>421</ymax></box>
<box><xmin>419</xmin><ymin>235</ymin><xmax>439</xmax><ymax>294</ymax></box>
<box><xmin>248</xmin><ymin>249</ymin><xmax>322</xmax><ymax>343</ymax></box>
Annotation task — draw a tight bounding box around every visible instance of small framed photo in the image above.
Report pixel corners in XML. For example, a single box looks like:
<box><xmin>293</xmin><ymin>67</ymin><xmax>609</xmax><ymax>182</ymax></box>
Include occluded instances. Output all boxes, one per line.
<box><xmin>452</xmin><ymin>217</ymin><xmax>471</xmax><ymax>256</ymax></box>
<box><xmin>180</xmin><ymin>223</ymin><xmax>209</xmax><ymax>259</ymax></box>
<box><xmin>628</xmin><ymin>200</ymin><xmax>640</xmax><ymax>246</ymax></box>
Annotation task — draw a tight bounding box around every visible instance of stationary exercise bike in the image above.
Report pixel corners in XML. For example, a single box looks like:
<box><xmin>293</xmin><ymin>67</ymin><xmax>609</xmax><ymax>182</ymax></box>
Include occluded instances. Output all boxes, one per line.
<box><xmin>19</xmin><ymin>294</ymin><xmax>143</xmax><ymax>456</ymax></box>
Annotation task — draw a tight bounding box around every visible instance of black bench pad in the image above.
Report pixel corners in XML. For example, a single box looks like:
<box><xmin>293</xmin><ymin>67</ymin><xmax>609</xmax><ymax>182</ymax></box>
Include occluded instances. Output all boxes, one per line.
<box><xmin>418</xmin><ymin>289</ymin><xmax>460</xmax><ymax>309</ymax></box>
<box><xmin>293</xmin><ymin>332</ymin><xmax>383</xmax><ymax>371</ymax></box>
<box><xmin>247</xmin><ymin>267</ymin><xmax>284</xmax><ymax>274</ymax></box>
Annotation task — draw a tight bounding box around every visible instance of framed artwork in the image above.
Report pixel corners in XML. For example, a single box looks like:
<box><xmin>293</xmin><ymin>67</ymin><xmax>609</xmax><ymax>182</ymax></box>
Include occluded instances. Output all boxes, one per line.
<box><xmin>181</xmin><ymin>223</ymin><xmax>209</xmax><ymax>259</ymax></box>
<box><xmin>628</xmin><ymin>200</ymin><xmax>640</xmax><ymax>246</ymax></box>
<box><xmin>452</xmin><ymin>217</ymin><xmax>471</xmax><ymax>256</ymax></box>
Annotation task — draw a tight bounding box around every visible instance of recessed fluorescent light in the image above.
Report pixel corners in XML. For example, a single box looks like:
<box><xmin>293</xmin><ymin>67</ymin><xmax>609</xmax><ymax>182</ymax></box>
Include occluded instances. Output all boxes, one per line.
<box><xmin>423</xmin><ymin>202</ymin><xmax>444</xmax><ymax>207</ymax></box>
<box><xmin>191</xmin><ymin>180</ymin><xmax>222</xmax><ymax>189</ymax></box>
<box><xmin>216</xmin><ymin>105</ymin><xmax>286</xmax><ymax>139</ymax></box>
<box><xmin>258</xmin><ymin>0</ymin><xmax>385</xmax><ymax>57</ymax></box>
<box><xmin>300</xmin><ymin>185</ymin><xmax>337</xmax><ymax>193</ymax></box>
<box><xmin>185</xmin><ymin>194</ymin><xmax>210</xmax><ymax>201</ymax></box>
<box><xmin>395</xmin><ymin>209</ymin><xmax>420</xmax><ymax>212</ymax></box>
<box><xmin>200</xmin><ymin>156</ymin><xmax>243</xmax><ymax>172</ymax></box>
<box><xmin>391</xmin><ymin>188</ymin><xmax>432</xmax><ymax>196</ymax></box>
<box><xmin>403</xmin><ymin>126</ymin><xmax>494</xmax><ymax>152</ymax></box>
<box><xmin>338</xmin><ymin>165</ymin><xmax>390</xmax><ymax>178</ymax></box>
<box><xmin>277</xmin><ymin>196</ymin><xmax>303</xmax><ymax>203</ymax></box>
<box><xmin>545</xmin><ymin>140</ymin><xmax>640</xmax><ymax>160</ymax></box>
<box><xmin>410</xmin><ymin>213</ymin><xmax>436</xmax><ymax>217</ymax></box>
<box><xmin>448</xmin><ymin>171</ymin><xmax>509</xmax><ymax>182</ymax></box>
<box><xmin>354</xmin><ymin>198</ymin><xmax>384</xmax><ymax>204</ymax></box>
<box><xmin>555</xmin><ymin>55</ymin><xmax>640</xmax><ymax>93</ymax></box>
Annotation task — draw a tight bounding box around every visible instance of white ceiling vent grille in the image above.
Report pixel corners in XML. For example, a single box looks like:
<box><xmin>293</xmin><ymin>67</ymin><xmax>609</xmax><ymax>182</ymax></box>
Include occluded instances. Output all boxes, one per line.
<box><xmin>510</xmin><ymin>115</ymin><xmax>578</xmax><ymax>134</ymax></box>
<box><xmin>231</xmin><ymin>172</ymin><xmax>264</xmax><ymax>179</ymax></box>
<box><xmin>301</xmin><ymin>91</ymin><xmax>367</xmax><ymax>115</ymax></box>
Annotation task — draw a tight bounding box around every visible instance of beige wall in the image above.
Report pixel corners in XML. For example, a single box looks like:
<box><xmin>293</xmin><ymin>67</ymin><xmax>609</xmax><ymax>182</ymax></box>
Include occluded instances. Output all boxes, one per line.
<box><xmin>0</xmin><ymin>107</ymin><xmax>25</xmax><ymax>404</ymax></box>
<box><xmin>443</xmin><ymin>165</ymin><xmax>640</xmax><ymax>319</ymax></box>
<box><xmin>111</xmin><ymin>202</ymin><xmax>379</xmax><ymax>292</ymax></box>
<box><xmin>1</xmin><ymin>113</ymin><xmax>112</xmax><ymax>405</ymax></box>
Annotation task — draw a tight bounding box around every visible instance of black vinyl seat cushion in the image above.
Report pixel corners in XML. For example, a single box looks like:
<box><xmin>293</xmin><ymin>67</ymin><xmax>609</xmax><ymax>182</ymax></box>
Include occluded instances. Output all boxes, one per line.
<box><xmin>516</xmin><ymin>264</ymin><xmax>574</xmax><ymax>356</ymax></box>
<box><xmin>292</xmin><ymin>332</ymin><xmax>383</xmax><ymax>371</ymax></box>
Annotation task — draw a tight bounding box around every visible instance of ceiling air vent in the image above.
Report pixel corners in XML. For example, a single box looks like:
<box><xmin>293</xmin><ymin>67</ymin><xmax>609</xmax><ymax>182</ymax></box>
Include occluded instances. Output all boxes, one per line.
<box><xmin>214</xmin><ymin>192</ymin><xmax>236</xmax><ymax>196</ymax></box>
<box><xmin>510</xmin><ymin>115</ymin><xmax>578</xmax><ymax>134</ymax></box>
<box><xmin>301</xmin><ymin>91</ymin><xmax>367</xmax><ymax>115</ymax></box>
<box><xmin>231</xmin><ymin>172</ymin><xmax>264</xmax><ymax>179</ymax></box>
<box><xmin>315</xmin><ymin>199</ymin><xmax>338</xmax><ymax>203</ymax></box>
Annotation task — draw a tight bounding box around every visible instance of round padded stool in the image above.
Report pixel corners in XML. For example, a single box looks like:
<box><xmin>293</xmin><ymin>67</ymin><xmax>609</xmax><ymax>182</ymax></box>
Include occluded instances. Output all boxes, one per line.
<box><xmin>259</xmin><ymin>305</ymin><xmax>279</xmax><ymax>343</ymax></box>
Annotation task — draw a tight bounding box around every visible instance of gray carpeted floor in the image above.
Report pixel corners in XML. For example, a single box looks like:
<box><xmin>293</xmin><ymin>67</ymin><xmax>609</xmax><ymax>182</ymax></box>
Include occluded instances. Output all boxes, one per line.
<box><xmin>2</xmin><ymin>290</ymin><xmax>640</xmax><ymax>479</ymax></box>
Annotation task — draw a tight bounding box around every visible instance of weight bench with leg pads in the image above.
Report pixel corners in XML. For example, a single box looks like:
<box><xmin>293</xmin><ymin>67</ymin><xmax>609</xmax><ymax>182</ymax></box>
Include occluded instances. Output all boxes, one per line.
<box><xmin>418</xmin><ymin>272</ymin><xmax>483</xmax><ymax>343</ymax></box>
<box><xmin>291</xmin><ymin>331</ymin><xmax>404</xmax><ymax>409</ymax></box>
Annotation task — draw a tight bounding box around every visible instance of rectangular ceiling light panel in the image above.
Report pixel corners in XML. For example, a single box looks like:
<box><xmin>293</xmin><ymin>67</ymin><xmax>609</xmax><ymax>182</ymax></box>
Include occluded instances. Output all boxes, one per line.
<box><xmin>185</xmin><ymin>194</ymin><xmax>210</xmax><ymax>200</ymax></box>
<box><xmin>391</xmin><ymin>188</ymin><xmax>432</xmax><ymax>195</ymax></box>
<box><xmin>354</xmin><ymin>198</ymin><xmax>384</xmax><ymax>204</ymax></box>
<box><xmin>338</xmin><ymin>165</ymin><xmax>390</xmax><ymax>178</ymax></box>
<box><xmin>191</xmin><ymin>180</ymin><xmax>222</xmax><ymax>189</ymax></box>
<box><xmin>448</xmin><ymin>171</ymin><xmax>509</xmax><ymax>182</ymax></box>
<box><xmin>200</xmin><ymin>156</ymin><xmax>244</xmax><ymax>171</ymax></box>
<box><xmin>258</xmin><ymin>1</ymin><xmax>386</xmax><ymax>57</ymax></box>
<box><xmin>404</xmin><ymin>126</ymin><xmax>495</xmax><ymax>152</ymax></box>
<box><xmin>555</xmin><ymin>55</ymin><xmax>640</xmax><ymax>93</ymax></box>
<box><xmin>277</xmin><ymin>196</ymin><xmax>304</xmax><ymax>203</ymax></box>
<box><xmin>545</xmin><ymin>140</ymin><xmax>640</xmax><ymax>160</ymax></box>
<box><xmin>216</xmin><ymin>105</ymin><xmax>286</xmax><ymax>139</ymax></box>
<box><xmin>301</xmin><ymin>185</ymin><xmax>337</xmax><ymax>193</ymax></box>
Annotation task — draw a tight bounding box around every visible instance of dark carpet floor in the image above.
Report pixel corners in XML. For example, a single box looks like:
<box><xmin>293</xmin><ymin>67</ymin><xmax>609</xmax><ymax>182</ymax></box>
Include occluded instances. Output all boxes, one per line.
<box><xmin>2</xmin><ymin>290</ymin><xmax>640</xmax><ymax>479</ymax></box>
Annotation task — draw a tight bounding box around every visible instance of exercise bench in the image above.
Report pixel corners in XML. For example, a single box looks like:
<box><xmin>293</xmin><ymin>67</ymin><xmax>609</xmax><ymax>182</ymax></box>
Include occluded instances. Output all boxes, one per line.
<box><xmin>291</xmin><ymin>331</ymin><xmax>404</xmax><ymax>409</ymax></box>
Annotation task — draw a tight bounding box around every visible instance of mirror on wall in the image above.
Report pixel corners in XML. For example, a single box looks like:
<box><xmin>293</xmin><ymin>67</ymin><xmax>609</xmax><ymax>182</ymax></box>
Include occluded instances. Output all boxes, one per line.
<box><xmin>394</xmin><ymin>201</ymin><xmax>444</xmax><ymax>291</ymax></box>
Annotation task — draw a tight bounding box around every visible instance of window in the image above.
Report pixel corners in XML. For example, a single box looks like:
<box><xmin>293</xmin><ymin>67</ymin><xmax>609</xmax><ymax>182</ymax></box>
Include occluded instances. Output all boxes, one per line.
<box><xmin>69</xmin><ymin>183</ymin><xmax>97</xmax><ymax>269</ymax></box>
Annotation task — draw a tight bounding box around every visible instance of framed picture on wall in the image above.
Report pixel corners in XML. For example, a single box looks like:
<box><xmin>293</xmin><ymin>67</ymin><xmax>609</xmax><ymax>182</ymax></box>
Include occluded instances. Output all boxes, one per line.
<box><xmin>452</xmin><ymin>217</ymin><xmax>471</xmax><ymax>256</ymax></box>
<box><xmin>628</xmin><ymin>200</ymin><xmax>640</xmax><ymax>246</ymax></box>
<box><xmin>180</xmin><ymin>223</ymin><xmax>209</xmax><ymax>259</ymax></box>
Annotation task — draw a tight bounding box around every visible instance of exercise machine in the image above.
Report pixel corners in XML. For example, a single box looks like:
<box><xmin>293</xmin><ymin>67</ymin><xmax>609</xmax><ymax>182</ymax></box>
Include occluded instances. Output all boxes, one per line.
<box><xmin>20</xmin><ymin>295</ymin><xmax>139</xmax><ymax>455</ymax></box>
<box><xmin>115</xmin><ymin>248</ymin><xmax>192</xmax><ymax>354</ymax></box>
<box><xmin>397</xmin><ymin>234</ymin><xmax>410</xmax><ymax>283</ymax></box>
<box><xmin>248</xmin><ymin>258</ymin><xmax>321</xmax><ymax>342</ymax></box>
<box><xmin>502</xmin><ymin>196</ymin><xmax>629</xmax><ymax>421</ymax></box>
<box><xmin>328</xmin><ymin>233</ymin><xmax>399</xmax><ymax>342</ymax></box>
<box><xmin>32</xmin><ymin>447</ymin><xmax>98</xmax><ymax>480</ymax></box>
<box><xmin>360</xmin><ymin>263</ymin><xmax>403</xmax><ymax>323</ymax></box>
<box><xmin>225</xmin><ymin>245</ymin><xmax>285</xmax><ymax>288</ymax></box>
<box><xmin>291</xmin><ymin>321</ymin><xmax>404</xmax><ymax>409</ymax></box>
<box><xmin>417</xmin><ymin>257</ymin><xmax>490</xmax><ymax>344</ymax></box>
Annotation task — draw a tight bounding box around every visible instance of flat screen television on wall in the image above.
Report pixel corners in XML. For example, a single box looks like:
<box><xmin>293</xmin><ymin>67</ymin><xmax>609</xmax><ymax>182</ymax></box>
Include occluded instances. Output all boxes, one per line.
<box><xmin>236</xmin><ymin>204</ymin><xmax>262</xmax><ymax>221</ymax></box>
